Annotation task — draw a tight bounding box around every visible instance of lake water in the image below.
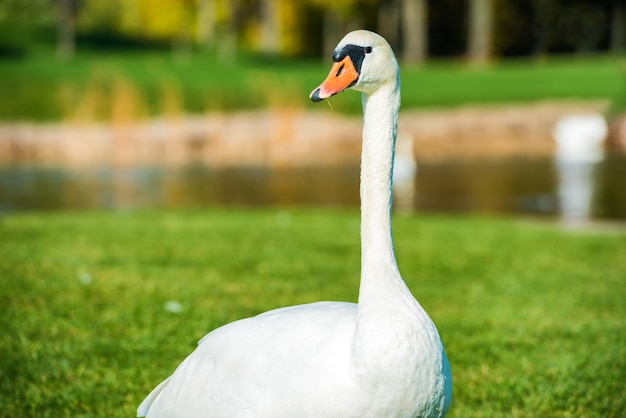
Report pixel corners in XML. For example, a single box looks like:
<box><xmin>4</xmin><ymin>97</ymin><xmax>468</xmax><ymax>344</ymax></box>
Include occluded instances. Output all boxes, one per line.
<box><xmin>1</xmin><ymin>154</ymin><xmax>625</xmax><ymax>222</ymax></box>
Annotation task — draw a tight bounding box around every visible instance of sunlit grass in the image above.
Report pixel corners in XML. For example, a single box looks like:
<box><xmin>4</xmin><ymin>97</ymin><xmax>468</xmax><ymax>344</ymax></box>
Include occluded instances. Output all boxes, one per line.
<box><xmin>402</xmin><ymin>56</ymin><xmax>625</xmax><ymax>110</ymax></box>
<box><xmin>0</xmin><ymin>209</ymin><xmax>624</xmax><ymax>416</ymax></box>
<box><xmin>0</xmin><ymin>49</ymin><xmax>623</xmax><ymax>121</ymax></box>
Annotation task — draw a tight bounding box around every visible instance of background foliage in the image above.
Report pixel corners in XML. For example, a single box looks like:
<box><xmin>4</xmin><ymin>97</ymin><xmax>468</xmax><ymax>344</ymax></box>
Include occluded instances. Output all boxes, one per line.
<box><xmin>1</xmin><ymin>0</ymin><xmax>624</xmax><ymax>58</ymax></box>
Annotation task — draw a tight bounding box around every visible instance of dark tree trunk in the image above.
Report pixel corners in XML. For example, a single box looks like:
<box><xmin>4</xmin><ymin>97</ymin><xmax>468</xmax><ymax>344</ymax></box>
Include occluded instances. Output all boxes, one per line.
<box><xmin>401</xmin><ymin>0</ymin><xmax>427</xmax><ymax>64</ymax></box>
<box><xmin>261</xmin><ymin>0</ymin><xmax>280</xmax><ymax>54</ymax></box>
<box><xmin>531</xmin><ymin>0</ymin><xmax>553</xmax><ymax>58</ymax></box>
<box><xmin>611</xmin><ymin>0</ymin><xmax>626</xmax><ymax>53</ymax></box>
<box><xmin>378</xmin><ymin>0</ymin><xmax>401</xmax><ymax>51</ymax></box>
<box><xmin>197</xmin><ymin>0</ymin><xmax>216</xmax><ymax>48</ymax></box>
<box><xmin>218</xmin><ymin>0</ymin><xmax>239</xmax><ymax>64</ymax></box>
<box><xmin>468</xmin><ymin>0</ymin><xmax>493</xmax><ymax>65</ymax></box>
<box><xmin>323</xmin><ymin>8</ymin><xmax>343</xmax><ymax>59</ymax></box>
<box><xmin>57</xmin><ymin>0</ymin><xmax>74</xmax><ymax>60</ymax></box>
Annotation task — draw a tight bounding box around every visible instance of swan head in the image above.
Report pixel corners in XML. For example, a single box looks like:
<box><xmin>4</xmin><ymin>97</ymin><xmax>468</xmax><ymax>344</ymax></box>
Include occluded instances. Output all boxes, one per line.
<box><xmin>310</xmin><ymin>30</ymin><xmax>398</xmax><ymax>102</ymax></box>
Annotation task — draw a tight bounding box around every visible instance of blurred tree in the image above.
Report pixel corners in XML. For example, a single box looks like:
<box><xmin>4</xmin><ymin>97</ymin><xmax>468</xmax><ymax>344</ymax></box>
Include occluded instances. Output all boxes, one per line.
<box><xmin>173</xmin><ymin>0</ymin><xmax>196</xmax><ymax>60</ymax></box>
<box><xmin>494</xmin><ymin>0</ymin><xmax>556</xmax><ymax>58</ymax></box>
<box><xmin>531</xmin><ymin>0</ymin><xmax>555</xmax><ymax>58</ymax></box>
<box><xmin>197</xmin><ymin>0</ymin><xmax>216</xmax><ymax>47</ymax></box>
<box><xmin>308</xmin><ymin>0</ymin><xmax>374</xmax><ymax>57</ymax></box>
<box><xmin>428</xmin><ymin>0</ymin><xmax>467</xmax><ymax>57</ymax></box>
<box><xmin>56</xmin><ymin>0</ymin><xmax>76</xmax><ymax>59</ymax></box>
<box><xmin>4</xmin><ymin>0</ymin><xmax>622</xmax><ymax>60</ymax></box>
<box><xmin>277</xmin><ymin>0</ymin><xmax>310</xmax><ymax>56</ymax></box>
<box><xmin>377</xmin><ymin>0</ymin><xmax>400</xmax><ymax>51</ymax></box>
<box><xmin>491</xmin><ymin>0</ymin><xmax>530</xmax><ymax>56</ymax></box>
<box><xmin>196</xmin><ymin>0</ymin><xmax>250</xmax><ymax>62</ymax></box>
<box><xmin>323</xmin><ymin>7</ymin><xmax>343</xmax><ymax>58</ymax></box>
<box><xmin>78</xmin><ymin>0</ymin><xmax>196</xmax><ymax>54</ymax></box>
<box><xmin>218</xmin><ymin>0</ymin><xmax>239</xmax><ymax>63</ymax></box>
<box><xmin>468</xmin><ymin>0</ymin><xmax>494</xmax><ymax>64</ymax></box>
<box><xmin>261</xmin><ymin>0</ymin><xmax>279</xmax><ymax>53</ymax></box>
<box><xmin>611</xmin><ymin>0</ymin><xmax>626</xmax><ymax>52</ymax></box>
<box><xmin>76</xmin><ymin>0</ymin><xmax>122</xmax><ymax>34</ymax></box>
<box><xmin>495</xmin><ymin>0</ymin><xmax>615</xmax><ymax>57</ymax></box>
<box><xmin>554</xmin><ymin>1</ymin><xmax>607</xmax><ymax>53</ymax></box>
<box><xmin>0</xmin><ymin>0</ymin><xmax>55</xmax><ymax>56</ymax></box>
<box><xmin>401</xmin><ymin>0</ymin><xmax>427</xmax><ymax>64</ymax></box>
<box><xmin>0</xmin><ymin>0</ymin><xmax>54</xmax><ymax>24</ymax></box>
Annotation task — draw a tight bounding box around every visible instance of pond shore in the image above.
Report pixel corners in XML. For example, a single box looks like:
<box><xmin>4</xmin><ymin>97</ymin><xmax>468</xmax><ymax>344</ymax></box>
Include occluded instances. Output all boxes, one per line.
<box><xmin>0</xmin><ymin>100</ymin><xmax>620</xmax><ymax>167</ymax></box>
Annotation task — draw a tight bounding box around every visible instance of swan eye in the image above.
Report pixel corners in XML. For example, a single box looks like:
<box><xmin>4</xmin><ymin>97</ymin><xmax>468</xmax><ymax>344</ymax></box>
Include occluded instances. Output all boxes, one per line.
<box><xmin>364</xmin><ymin>46</ymin><xmax>372</xmax><ymax>54</ymax></box>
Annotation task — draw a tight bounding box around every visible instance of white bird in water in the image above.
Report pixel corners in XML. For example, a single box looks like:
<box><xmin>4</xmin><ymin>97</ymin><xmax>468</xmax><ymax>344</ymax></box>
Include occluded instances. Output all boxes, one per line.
<box><xmin>553</xmin><ymin>113</ymin><xmax>608</xmax><ymax>163</ymax></box>
<box><xmin>137</xmin><ymin>30</ymin><xmax>452</xmax><ymax>418</ymax></box>
<box><xmin>552</xmin><ymin>113</ymin><xmax>608</xmax><ymax>224</ymax></box>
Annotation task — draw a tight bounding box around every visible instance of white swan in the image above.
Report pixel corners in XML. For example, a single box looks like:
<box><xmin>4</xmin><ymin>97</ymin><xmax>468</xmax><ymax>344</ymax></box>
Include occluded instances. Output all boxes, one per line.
<box><xmin>553</xmin><ymin>113</ymin><xmax>608</xmax><ymax>163</ymax></box>
<box><xmin>137</xmin><ymin>30</ymin><xmax>452</xmax><ymax>418</ymax></box>
<box><xmin>552</xmin><ymin>113</ymin><xmax>608</xmax><ymax>223</ymax></box>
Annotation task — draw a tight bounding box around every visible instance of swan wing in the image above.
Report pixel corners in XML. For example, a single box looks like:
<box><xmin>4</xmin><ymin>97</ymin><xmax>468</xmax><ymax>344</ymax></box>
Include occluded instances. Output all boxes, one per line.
<box><xmin>139</xmin><ymin>301</ymin><xmax>360</xmax><ymax>418</ymax></box>
<box><xmin>136</xmin><ymin>376</ymin><xmax>171</xmax><ymax>417</ymax></box>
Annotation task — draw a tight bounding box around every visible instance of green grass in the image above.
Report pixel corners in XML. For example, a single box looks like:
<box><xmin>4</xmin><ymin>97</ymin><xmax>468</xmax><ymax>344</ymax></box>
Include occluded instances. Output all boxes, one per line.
<box><xmin>0</xmin><ymin>49</ymin><xmax>624</xmax><ymax>121</ymax></box>
<box><xmin>0</xmin><ymin>209</ymin><xmax>624</xmax><ymax>417</ymax></box>
<box><xmin>402</xmin><ymin>57</ymin><xmax>626</xmax><ymax>110</ymax></box>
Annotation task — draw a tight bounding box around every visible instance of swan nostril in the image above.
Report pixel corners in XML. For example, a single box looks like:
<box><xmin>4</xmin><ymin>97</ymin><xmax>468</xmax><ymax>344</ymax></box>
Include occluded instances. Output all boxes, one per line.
<box><xmin>310</xmin><ymin>88</ymin><xmax>323</xmax><ymax>102</ymax></box>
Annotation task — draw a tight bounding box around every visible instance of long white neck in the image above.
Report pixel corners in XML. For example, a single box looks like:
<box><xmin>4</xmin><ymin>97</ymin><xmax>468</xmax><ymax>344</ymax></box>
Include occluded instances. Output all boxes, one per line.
<box><xmin>357</xmin><ymin>77</ymin><xmax>406</xmax><ymax>306</ymax></box>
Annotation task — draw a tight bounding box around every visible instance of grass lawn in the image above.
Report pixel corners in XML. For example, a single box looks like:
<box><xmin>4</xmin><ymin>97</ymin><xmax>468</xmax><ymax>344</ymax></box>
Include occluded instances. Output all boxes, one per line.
<box><xmin>0</xmin><ymin>49</ymin><xmax>624</xmax><ymax>121</ymax></box>
<box><xmin>0</xmin><ymin>209</ymin><xmax>624</xmax><ymax>417</ymax></box>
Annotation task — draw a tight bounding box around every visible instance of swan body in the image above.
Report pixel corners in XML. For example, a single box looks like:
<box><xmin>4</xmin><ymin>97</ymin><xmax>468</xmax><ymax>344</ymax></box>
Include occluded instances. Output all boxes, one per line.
<box><xmin>138</xmin><ymin>30</ymin><xmax>451</xmax><ymax>418</ymax></box>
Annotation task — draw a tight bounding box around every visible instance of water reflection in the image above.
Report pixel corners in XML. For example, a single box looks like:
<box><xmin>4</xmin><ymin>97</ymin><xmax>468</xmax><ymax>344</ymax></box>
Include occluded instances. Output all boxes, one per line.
<box><xmin>1</xmin><ymin>155</ymin><xmax>625</xmax><ymax>221</ymax></box>
<box><xmin>0</xmin><ymin>165</ymin><xmax>360</xmax><ymax>213</ymax></box>
<box><xmin>414</xmin><ymin>157</ymin><xmax>558</xmax><ymax>215</ymax></box>
<box><xmin>413</xmin><ymin>154</ymin><xmax>625</xmax><ymax>221</ymax></box>
<box><xmin>552</xmin><ymin>113</ymin><xmax>608</xmax><ymax>225</ymax></box>
<box><xmin>556</xmin><ymin>160</ymin><xmax>599</xmax><ymax>224</ymax></box>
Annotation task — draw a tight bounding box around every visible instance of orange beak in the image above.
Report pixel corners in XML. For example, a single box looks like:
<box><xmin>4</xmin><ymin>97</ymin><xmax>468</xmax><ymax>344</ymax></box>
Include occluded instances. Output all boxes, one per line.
<box><xmin>310</xmin><ymin>55</ymin><xmax>359</xmax><ymax>102</ymax></box>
